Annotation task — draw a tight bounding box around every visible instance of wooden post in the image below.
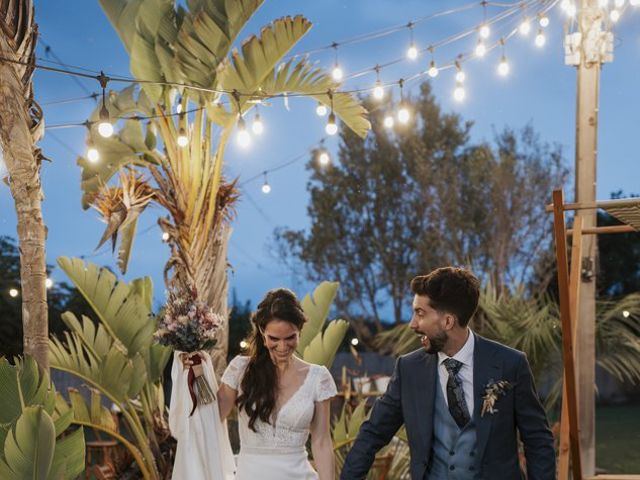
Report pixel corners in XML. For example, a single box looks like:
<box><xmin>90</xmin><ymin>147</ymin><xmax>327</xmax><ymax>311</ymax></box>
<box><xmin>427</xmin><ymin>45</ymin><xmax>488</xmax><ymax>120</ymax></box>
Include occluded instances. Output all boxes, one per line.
<box><xmin>552</xmin><ymin>189</ymin><xmax>583</xmax><ymax>480</ymax></box>
<box><xmin>558</xmin><ymin>216</ymin><xmax>583</xmax><ymax>480</ymax></box>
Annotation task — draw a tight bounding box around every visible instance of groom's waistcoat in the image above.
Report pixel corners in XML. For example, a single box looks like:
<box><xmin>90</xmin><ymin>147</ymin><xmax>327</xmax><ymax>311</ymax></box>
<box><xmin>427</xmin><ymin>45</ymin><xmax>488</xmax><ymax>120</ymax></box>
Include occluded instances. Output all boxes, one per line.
<box><xmin>427</xmin><ymin>372</ymin><xmax>479</xmax><ymax>480</ymax></box>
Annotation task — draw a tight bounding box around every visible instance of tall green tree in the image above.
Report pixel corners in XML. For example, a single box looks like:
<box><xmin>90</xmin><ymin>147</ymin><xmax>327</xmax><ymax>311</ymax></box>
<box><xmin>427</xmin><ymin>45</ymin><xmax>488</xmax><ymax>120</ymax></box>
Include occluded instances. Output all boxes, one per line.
<box><xmin>83</xmin><ymin>0</ymin><xmax>369</xmax><ymax>372</ymax></box>
<box><xmin>276</xmin><ymin>82</ymin><xmax>568</xmax><ymax>329</ymax></box>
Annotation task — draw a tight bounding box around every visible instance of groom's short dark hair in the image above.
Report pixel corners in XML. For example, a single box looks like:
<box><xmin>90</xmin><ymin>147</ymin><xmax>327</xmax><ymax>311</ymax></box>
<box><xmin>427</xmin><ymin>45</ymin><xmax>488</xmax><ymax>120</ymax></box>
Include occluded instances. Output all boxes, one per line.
<box><xmin>410</xmin><ymin>267</ymin><xmax>480</xmax><ymax>327</ymax></box>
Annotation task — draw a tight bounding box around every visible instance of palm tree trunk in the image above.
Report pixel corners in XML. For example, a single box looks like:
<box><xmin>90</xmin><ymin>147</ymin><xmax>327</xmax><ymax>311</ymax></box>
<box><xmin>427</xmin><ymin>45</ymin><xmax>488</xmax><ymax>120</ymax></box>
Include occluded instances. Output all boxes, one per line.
<box><xmin>0</xmin><ymin>1</ymin><xmax>48</xmax><ymax>370</ymax></box>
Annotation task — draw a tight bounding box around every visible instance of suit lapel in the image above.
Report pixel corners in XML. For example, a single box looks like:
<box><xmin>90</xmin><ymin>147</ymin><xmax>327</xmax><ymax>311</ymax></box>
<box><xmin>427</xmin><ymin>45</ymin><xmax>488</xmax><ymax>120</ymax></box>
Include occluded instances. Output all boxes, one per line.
<box><xmin>416</xmin><ymin>351</ymin><xmax>437</xmax><ymax>454</ymax></box>
<box><xmin>472</xmin><ymin>334</ymin><xmax>501</xmax><ymax>463</ymax></box>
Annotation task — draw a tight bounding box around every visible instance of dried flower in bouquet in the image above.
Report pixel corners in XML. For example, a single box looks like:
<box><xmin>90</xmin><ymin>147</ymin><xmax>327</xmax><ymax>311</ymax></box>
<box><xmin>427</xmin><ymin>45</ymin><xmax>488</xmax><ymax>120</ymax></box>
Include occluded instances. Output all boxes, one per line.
<box><xmin>155</xmin><ymin>285</ymin><xmax>223</xmax><ymax>414</ymax></box>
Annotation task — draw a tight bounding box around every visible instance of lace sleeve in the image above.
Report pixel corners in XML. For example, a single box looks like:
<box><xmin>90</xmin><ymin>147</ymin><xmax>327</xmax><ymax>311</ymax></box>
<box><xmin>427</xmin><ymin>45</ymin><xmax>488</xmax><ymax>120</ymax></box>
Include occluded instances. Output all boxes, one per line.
<box><xmin>315</xmin><ymin>366</ymin><xmax>338</xmax><ymax>402</ymax></box>
<box><xmin>221</xmin><ymin>355</ymin><xmax>250</xmax><ymax>390</ymax></box>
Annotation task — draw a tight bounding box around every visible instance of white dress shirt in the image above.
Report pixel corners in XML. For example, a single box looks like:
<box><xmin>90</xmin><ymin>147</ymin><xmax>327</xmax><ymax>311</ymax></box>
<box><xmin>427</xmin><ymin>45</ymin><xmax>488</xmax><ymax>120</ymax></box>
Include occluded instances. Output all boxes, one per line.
<box><xmin>437</xmin><ymin>329</ymin><xmax>475</xmax><ymax>418</ymax></box>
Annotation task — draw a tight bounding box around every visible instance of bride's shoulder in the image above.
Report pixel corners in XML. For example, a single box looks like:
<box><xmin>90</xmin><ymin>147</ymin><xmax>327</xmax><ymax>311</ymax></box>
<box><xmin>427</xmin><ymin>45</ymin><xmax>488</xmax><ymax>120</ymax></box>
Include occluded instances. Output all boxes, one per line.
<box><xmin>228</xmin><ymin>355</ymin><xmax>251</xmax><ymax>369</ymax></box>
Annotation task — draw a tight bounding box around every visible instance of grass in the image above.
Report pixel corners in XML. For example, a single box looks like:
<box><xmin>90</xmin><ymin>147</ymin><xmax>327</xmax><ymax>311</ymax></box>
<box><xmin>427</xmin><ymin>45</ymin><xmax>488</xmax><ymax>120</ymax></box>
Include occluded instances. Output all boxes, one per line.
<box><xmin>596</xmin><ymin>404</ymin><xmax>640</xmax><ymax>473</ymax></box>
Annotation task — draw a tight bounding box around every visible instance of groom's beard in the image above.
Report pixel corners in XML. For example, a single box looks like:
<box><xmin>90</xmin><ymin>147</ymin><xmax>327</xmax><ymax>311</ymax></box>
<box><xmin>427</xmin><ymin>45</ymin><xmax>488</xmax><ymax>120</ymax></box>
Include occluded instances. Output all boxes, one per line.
<box><xmin>420</xmin><ymin>330</ymin><xmax>448</xmax><ymax>354</ymax></box>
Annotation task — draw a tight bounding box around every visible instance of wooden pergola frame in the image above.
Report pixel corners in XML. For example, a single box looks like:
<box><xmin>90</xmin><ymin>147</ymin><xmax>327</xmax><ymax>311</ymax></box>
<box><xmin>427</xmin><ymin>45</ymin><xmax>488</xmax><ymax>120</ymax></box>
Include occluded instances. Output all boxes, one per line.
<box><xmin>548</xmin><ymin>189</ymin><xmax>640</xmax><ymax>480</ymax></box>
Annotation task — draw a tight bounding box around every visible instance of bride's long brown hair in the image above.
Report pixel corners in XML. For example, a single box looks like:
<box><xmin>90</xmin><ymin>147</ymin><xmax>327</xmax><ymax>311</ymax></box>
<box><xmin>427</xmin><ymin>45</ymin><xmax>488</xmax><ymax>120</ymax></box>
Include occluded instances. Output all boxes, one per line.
<box><xmin>237</xmin><ymin>288</ymin><xmax>307</xmax><ymax>431</ymax></box>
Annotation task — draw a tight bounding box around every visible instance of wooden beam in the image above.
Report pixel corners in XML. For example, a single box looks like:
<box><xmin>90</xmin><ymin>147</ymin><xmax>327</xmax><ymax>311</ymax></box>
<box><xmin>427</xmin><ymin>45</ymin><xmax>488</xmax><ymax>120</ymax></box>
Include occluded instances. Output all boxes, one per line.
<box><xmin>558</xmin><ymin>216</ymin><xmax>583</xmax><ymax>480</ymax></box>
<box><xmin>544</xmin><ymin>198</ymin><xmax>640</xmax><ymax>213</ymax></box>
<box><xmin>552</xmin><ymin>189</ymin><xmax>583</xmax><ymax>480</ymax></box>
<box><xmin>567</xmin><ymin>225</ymin><xmax>636</xmax><ymax>235</ymax></box>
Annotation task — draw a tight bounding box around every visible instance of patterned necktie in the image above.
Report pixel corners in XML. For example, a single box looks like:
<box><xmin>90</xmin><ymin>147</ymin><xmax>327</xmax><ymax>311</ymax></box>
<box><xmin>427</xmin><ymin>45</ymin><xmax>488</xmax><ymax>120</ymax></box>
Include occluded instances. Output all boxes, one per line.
<box><xmin>443</xmin><ymin>358</ymin><xmax>471</xmax><ymax>429</ymax></box>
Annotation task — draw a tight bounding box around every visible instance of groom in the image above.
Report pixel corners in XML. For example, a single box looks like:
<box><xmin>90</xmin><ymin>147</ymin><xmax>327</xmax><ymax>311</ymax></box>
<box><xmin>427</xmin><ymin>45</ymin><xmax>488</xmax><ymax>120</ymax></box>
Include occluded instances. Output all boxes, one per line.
<box><xmin>341</xmin><ymin>267</ymin><xmax>555</xmax><ymax>479</ymax></box>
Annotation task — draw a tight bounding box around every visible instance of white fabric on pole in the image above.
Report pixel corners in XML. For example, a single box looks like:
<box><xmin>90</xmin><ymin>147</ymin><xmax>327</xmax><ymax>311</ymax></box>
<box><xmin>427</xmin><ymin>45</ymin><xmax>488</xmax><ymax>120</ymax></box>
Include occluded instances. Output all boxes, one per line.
<box><xmin>169</xmin><ymin>351</ymin><xmax>236</xmax><ymax>480</ymax></box>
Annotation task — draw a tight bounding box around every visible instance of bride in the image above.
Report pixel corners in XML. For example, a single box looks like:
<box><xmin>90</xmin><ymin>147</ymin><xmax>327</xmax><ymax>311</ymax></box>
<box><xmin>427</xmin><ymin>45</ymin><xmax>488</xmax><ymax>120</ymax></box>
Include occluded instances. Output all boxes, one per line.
<box><xmin>173</xmin><ymin>288</ymin><xmax>337</xmax><ymax>480</ymax></box>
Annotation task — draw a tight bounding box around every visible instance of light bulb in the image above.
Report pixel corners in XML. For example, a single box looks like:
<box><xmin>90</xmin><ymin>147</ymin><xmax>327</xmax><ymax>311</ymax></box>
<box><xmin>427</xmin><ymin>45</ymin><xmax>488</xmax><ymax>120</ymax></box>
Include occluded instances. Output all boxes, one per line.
<box><xmin>539</xmin><ymin>15</ymin><xmax>550</xmax><ymax>27</ymax></box>
<box><xmin>519</xmin><ymin>19</ymin><xmax>531</xmax><ymax>35</ymax></box>
<box><xmin>162</xmin><ymin>232</ymin><xmax>170</xmax><ymax>242</ymax></box>
<box><xmin>373</xmin><ymin>81</ymin><xmax>385</xmax><ymax>100</ymax></box>
<box><xmin>236</xmin><ymin>116</ymin><xmax>251</xmax><ymax>148</ymax></box>
<box><xmin>98</xmin><ymin>105</ymin><xmax>113</xmax><ymax>138</ymax></box>
<box><xmin>261</xmin><ymin>182</ymin><xmax>271</xmax><ymax>194</ymax></box>
<box><xmin>397</xmin><ymin>106</ymin><xmax>410</xmax><ymax>124</ymax></box>
<box><xmin>567</xmin><ymin>3</ymin><xmax>577</xmax><ymax>16</ymax></box>
<box><xmin>475</xmin><ymin>40</ymin><xmax>487</xmax><ymax>57</ymax></box>
<box><xmin>561</xmin><ymin>0</ymin><xmax>570</xmax><ymax>9</ymax></box>
<box><xmin>351</xmin><ymin>338</ymin><xmax>359</xmax><ymax>346</ymax></box>
<box><xmin>252</xmin><ymin>113</ymin><xmax>264</xmax><ymax>135</ymax></box>
<box><xmin>610</xmin><ymin>9</ymin><xmax>620</xmax><ymax>21</ymax></box>
<box><xmin>176</xmin><ymin>103</ymin><xmax>183</xmax><ymax>114</ymax></box>
<box><xmin>498</xmin><ymin>56</ymin><xmax>510</xmax><ymax>76</ymax></box>
<box><xmin>318</xmin><ymin>151</ymin><xmax>330</xmax><ymax>166</ymax></box>
<box><xmin>325</xmin><ymin>112</ymin><xmax>338</xmax><ymax>135</ymax></box>
<box><xmin>407</xmin><ymin>43</ymin><xmax>418</xmax><ymax>60</ymax></box>
<box><xmin>240</xmin><ymin>340</ymin><xmax>248</xmax><ymax>349</ymax></box>
<box><xmin>535</xmin><ymin>30</ymin><xmax>546</xmax><ymax>47</ymax></box>
<box><xmin>177</xmin><ymin>128</ymin><xmax>189</xmax><ymax>147</ymax></box>
<box><xmin>46</xmin><ymin>278</ymin><xmax>53</xmax><ymax>289</ymax></box>
<box><xmin>453</xmin><ymin>84</ymin><xmax>466</xmax><ymax>102</ymax></box>
<box><xmin>87</xmin><ymin>145</ymin><xmax>100</xmax><ymax>163</ymax></box>
<box><xmin>455</xmin><ymin>70</ymin><xmax>466</xmax><ymax>83</ymax></box>
<box><xmin>479</xmin><ymin>24</ymin><xmax>490</xmax><ymax>39</ymax></box>
<box><xmin>428</xmin><ymin>61</ymin><xmax>439</xmax><ymax>78</ymax></box>
<box><xmin>622</xmin><ymin>310</ymin><xmax>630</xmax><ymax>318</ymax></box>
<box><xmin>98</xmin><ymin>121</ymin><xmax>113</xmax><ymax>138</ymax></box>
<box><xmin>383</xmin><ymin>115</ymin><xmax>395</xmax><ymax>128</ymax></box>
<box><xmin>332</xmin><ymin>65</ymin><xmax>343</xmax><ymax>81</ymax></box>
<box><xmin>9</xmin><ymin>288</ymin><xmax>18</xmax><ymax>298</ymax></box>
<box><xmin>316</xmin><ymin>103</ymin><xmax>328</xmax><ymax>116</ymax></box>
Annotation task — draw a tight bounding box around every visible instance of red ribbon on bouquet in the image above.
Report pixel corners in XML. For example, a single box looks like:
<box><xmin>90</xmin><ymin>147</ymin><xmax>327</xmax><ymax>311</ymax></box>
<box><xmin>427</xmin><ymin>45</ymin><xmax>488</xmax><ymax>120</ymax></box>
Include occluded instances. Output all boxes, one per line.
<box><xmin>187</xmin><ymin>353</ymin><xmax>203</xmax><ymax>417</ymax></box>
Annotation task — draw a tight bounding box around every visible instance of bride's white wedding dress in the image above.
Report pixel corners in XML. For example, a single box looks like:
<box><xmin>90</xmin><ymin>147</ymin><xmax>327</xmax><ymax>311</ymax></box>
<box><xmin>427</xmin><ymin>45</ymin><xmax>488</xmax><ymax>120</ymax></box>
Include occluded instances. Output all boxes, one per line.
<box><xmin>221</xmin><ymin>355</ymin><xmax>337</xmax><ymax>480</ymax></box>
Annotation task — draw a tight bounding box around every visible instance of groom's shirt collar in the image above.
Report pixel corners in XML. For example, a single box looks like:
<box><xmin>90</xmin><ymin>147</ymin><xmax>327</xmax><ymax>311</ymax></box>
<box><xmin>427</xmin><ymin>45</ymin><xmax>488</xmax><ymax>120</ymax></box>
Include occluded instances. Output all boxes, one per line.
<box><xmin>437</xmin><ymin>329</ymin><xmax>475</xmax><ymax>368</ymax></box>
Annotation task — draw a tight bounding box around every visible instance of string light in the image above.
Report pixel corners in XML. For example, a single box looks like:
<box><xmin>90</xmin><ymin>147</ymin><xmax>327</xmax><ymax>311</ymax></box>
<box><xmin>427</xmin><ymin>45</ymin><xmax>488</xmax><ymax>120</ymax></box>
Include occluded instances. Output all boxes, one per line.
<box><xmin>453</xmin><ymin>81</ymin><xmax>466</xmax><ymax>102</ymax></box>
<box><xmin>610</xmin><ymin>9</ymin><xmax>621</xmax><ymax>21</ymax></box>
<box><xmin>331</xmin><ymin>43</ymin><xmax>343</xmax><ymax>81</ymax></box>
<box><xmin>566</xmin><ymin>3</ymin><xmax>577</xmax><ymax>16</ymax></box>
<box><xmin>383</xmin><ymin>114</ymin><xmax>395</xmax><ymax>129</ymax></box>
<box><xmin>325</xmin><ymin>90</ymin><xmax>338</xmax><ymax>135</ymax></box>
<box><xmin>475</xmin><ymin>39</ymin><xmax>487</xmax><ymax>57</ymax></box>
<box><xmin>455</xmin><ymin>61</ymin><xmax>466</xmax><ymax>83</ymax></box>
<box><xmin>233</xmin><ymin>91</ymin><xmax>251</xmax><ymax>148</ymax></box>
<box><xmin>176</xmin><ymin>113</ymin><xmax>189</xmax><ymax>147</ymax></box>
<box><xmin>350</xmin><ymin>338</ymin><xmax>359</xmax><ymax>346</ymax></box>
<box><xmin>252</xmin><ymin>110</ymin><xmax>264</xmax><ymax>135</ymax></box>
<box><xmin>162</xmin><ymin>232</ymin><xmax>170</xmax><ymax>242</ymax></box>
<box><xmin>318</xmin><ymin>150</ymin><xmax>331</xmax><ymax>166</ymax></box>
<box><xmin>622</xmin><ymin>310</ymin><xmax>631</xmax><ymax>318</ymax></box>
<box><xmin>406</xmin><ymin>23</ymin><xmax>418</xmax><ymax>60</ymax></box>
<box><xmin>316</xmin><ymin>102</ymin><xmax>328</xmax><ymax>116</ymax></box>
<box><xmin>479</xmin><ymin>24</ymin><xmax>491</xmax><ymax>39</ymax></box>
<box><xmin>428</xmin><ymin>47</ymin><xmax>439</xmax><ymax>78</ymax></box>
<box><xmin>240</xmin><ymin>340</ymin><xmax>248</xmax><ymax>349</ymax></box>
<box><xmin>538</xmin><ymin>14</ymin><xmax>550</xmax><ymax>27</ymax></box>
<box><xmin>261</xmin><ymin>172</ymin><xmax>271</xmax><ymax>194</ymax></box>
<box><xmin>86</xmin><ymin>136</ymin><xmax>99</xmax><ymax>163</ymax></box>
<box><xmin>46</xmin><ymin>278</ymin><xmax>53</xmax><ymax>289</ymax></box>
<box><xmin>535</xmin><ymin>29</ymin><xmax>546</xmax><ymax>47</ymax></box>
<box><xmin>9</xmin><ymin>288</ymin><xmax>18</xmax><ymax>298</ymax></box>
<box><xmin>372</xmin><ymin>66</ymin><xmax>385</xmax><ymax>100</ymax></box>
<box><xmin>519</xmin><ymin>18</ymin><xmax>532</xmax><ymax>36</ymax></box>
<box><xmin>96</xmin><ymin>72</ymin><xmax>113</xmax><ymax>138</ymax></box>
<box><xmin>397</xmin><ymin>79</ymin><xmax>410</xmax><ymax>124</ymax></box>
<box><xmin>497</xmin><ymin>39</ymin><xmax>510</xmax><ymax>76</ymax></box>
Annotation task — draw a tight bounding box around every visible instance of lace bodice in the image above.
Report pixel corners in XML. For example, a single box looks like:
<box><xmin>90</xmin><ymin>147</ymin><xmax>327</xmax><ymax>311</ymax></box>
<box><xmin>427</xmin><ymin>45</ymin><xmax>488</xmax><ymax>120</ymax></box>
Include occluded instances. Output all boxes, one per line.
<box><xmin>221</xmin><ymin>355</ymin><xmax>337</xmax><ymax>453</ymax></box>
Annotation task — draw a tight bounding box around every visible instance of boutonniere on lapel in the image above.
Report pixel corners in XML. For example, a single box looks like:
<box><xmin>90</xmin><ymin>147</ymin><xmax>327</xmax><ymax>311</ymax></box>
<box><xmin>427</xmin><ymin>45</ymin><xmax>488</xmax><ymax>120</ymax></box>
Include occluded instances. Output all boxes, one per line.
<box><xmin>481</xmin><ymin>379</ymin><xmax>513</xmax><ymax>417</ymax></box>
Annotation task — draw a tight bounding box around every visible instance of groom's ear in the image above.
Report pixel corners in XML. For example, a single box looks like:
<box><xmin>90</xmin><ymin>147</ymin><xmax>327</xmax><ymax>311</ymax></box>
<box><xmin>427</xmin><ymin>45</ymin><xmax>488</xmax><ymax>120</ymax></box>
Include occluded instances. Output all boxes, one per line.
<box><xmin>443</xmin><ymin>313</ymin><xmax>457</xmax><ymax>330</ymax></box>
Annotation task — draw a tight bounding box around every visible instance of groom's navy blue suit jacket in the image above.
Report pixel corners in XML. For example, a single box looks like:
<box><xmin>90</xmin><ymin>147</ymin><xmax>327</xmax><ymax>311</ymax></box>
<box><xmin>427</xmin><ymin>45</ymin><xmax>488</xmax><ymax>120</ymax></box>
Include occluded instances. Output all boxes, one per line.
<box><xmin>340</xmin><ymin>334</ymin><xmax>555</xmax><ymax>480</ymax></box>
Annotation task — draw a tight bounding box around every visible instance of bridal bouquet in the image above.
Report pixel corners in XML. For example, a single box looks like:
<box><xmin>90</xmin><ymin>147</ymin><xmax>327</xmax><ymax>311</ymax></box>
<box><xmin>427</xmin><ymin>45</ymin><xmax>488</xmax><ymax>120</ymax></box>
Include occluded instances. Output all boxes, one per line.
<box><xmin>155</xmin><ymin>285</ymin><xmax>222</xmax><ymax>415</ymax></box>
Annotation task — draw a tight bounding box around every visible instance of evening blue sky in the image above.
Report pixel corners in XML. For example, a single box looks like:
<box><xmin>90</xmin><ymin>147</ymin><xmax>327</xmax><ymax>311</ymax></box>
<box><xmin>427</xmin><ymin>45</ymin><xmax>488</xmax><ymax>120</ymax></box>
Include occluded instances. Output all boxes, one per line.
<box><xmin>1</xmin><ymin>1</ymin><xmax>638</xmax><ymax>320</ymax></box>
